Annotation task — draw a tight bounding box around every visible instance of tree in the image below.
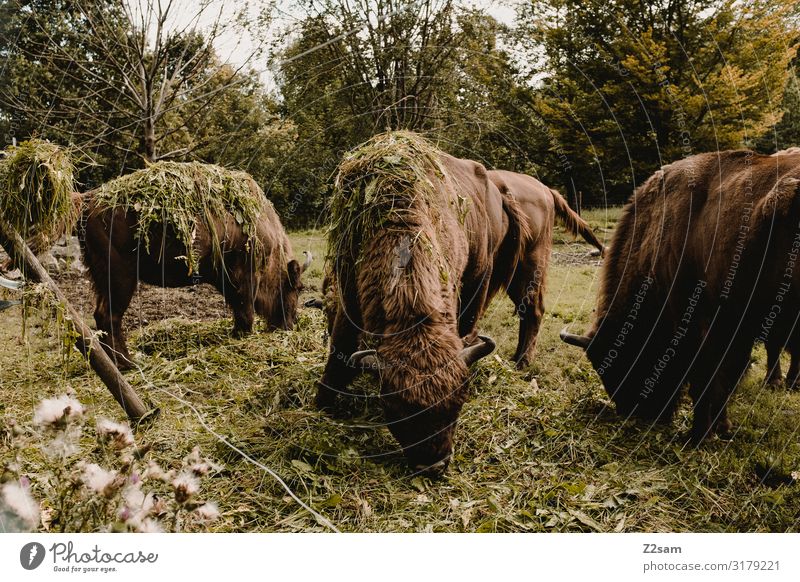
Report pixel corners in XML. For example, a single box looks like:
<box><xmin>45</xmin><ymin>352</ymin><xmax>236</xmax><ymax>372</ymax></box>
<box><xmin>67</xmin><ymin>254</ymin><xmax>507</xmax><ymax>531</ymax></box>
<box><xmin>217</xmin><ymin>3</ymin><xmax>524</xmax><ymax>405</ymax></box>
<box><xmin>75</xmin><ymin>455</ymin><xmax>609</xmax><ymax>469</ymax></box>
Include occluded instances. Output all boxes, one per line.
<box><xmin>274</xmin><ymin>2</ymin><xmax>540</xmax><ymax>224</ymax></box>
<box><xmin>0</xmin><ymin>0</ymin><xmax>272</xmax><ymax>175</ymax></box>
<box><xmin>518</xmin><ymin>0</ymin><xmax>799</xmax><ymax>205</ymax></box>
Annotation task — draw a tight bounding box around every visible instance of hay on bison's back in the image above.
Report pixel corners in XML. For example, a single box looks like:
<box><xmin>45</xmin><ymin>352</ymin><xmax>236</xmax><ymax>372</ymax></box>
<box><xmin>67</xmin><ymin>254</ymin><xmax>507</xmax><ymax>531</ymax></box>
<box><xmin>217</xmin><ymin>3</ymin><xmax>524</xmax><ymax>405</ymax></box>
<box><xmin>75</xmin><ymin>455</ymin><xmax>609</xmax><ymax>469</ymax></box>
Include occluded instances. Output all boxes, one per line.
<box><xmin>328</xmin><ymin>131</ymin><xmax>465</xmax><ymax>282</ymax></box>
<box><xmin>92</xmin><ymin>161</ymin><xmax>270</xmax><ymax>273</ymax></box>
<box><xmin>0</xmin><ymin>139</ymin><xmax>77</xmax><ymax>254</ymax></box>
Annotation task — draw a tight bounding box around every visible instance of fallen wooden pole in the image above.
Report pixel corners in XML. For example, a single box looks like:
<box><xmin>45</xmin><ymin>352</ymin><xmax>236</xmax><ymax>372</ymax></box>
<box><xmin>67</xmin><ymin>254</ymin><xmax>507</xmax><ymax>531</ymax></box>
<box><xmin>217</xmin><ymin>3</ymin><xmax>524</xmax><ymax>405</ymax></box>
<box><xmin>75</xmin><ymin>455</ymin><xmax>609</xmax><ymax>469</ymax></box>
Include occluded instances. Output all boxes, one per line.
<box><xmin>0</xmin><ymin>218</ymin><xmax>152</xmax><ymax>421</ymax></box>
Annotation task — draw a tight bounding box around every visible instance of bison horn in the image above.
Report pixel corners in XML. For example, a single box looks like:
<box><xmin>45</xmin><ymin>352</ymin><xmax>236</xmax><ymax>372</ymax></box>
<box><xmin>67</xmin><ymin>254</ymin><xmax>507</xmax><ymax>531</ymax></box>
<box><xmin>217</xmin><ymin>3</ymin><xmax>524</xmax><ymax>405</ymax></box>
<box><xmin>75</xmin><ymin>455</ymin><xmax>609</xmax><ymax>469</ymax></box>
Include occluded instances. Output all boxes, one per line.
<box><xmin>0</xmin><ymin>275</ymin><xmax>23</xmax><ymax>290</ymax></box>
<box><xmin>301</xmin><ymin>251</ymin><xmax>312</xmax><ymax>273</ymax></box>
<box><xmin>304</xmin><ymin>298</ymin><xmax>324</xmax><ymax>309</ymax></box>
<box><xmin>559</xmin><ymin>326</ymin><xmax>591</xmax><ymax>349</ymax></box>
<box><xmin>0</xmin><ymin>299</ymin><xmax>21</xmax><ymax>311</ymax></box>
<box><xmin>348</xmin><ymin>349</ymin><xmax>381</xmax><ymax>372</ymax></box>
<box><xmin>461</xmin><ymin>335</ymin><xmax>496</xmax><ymax>366</ymax></box>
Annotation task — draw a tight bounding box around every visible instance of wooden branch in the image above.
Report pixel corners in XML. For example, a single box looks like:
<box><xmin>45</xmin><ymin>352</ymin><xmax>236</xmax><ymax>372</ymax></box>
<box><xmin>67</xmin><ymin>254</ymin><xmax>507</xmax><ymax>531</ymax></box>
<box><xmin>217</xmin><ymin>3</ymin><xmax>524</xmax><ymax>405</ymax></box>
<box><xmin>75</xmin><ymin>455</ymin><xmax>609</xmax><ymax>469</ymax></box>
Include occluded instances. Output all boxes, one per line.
<box><xmin>0</xmin><ymin>219</ymin><xmax>152</xmax><ymax>422</ymax></box>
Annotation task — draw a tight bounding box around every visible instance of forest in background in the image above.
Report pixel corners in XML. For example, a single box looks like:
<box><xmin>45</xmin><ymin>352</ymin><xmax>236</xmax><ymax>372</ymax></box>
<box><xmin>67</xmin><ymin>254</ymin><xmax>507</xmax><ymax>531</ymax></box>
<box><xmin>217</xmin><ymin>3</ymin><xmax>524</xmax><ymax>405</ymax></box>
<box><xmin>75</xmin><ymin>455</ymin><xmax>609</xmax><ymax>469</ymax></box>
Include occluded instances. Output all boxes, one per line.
<box><xmin>1</xmin><ymin>0</ymin><xmax>798</xmax><ymax>226</ymax></box>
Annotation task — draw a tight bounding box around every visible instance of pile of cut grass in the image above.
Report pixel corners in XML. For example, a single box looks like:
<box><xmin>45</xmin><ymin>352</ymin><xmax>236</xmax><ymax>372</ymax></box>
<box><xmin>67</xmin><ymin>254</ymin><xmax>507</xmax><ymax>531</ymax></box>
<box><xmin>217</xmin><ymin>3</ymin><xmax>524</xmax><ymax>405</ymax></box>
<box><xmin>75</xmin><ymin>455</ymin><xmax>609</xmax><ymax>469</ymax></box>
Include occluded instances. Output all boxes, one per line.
<box><xmin>92</xmin><ymin>162</ymin><xmax>270</xmax><ymax>274</ymax></box>
<box><xmin>0</xmin><ymin>139</ymin><xmax>77</xmax><ymax>254</ymax></box>
<box><xmin>328</xmin><ymin>131</ymin><xmax>456</xmax><ymax>282</ymax></box>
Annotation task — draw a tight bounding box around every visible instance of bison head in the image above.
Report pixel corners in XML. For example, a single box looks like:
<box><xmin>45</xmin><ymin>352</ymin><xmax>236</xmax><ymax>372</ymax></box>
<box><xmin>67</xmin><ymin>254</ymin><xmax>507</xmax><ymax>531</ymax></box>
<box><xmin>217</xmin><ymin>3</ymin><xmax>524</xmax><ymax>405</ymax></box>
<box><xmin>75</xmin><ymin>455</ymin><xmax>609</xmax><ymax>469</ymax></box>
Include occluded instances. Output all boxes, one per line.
<box><xmin>350</xmin><ymin>335</ymin><xmax>495</xmax><ymax>475</ymax></box>
<box><xmin>257</xmin><ymin>251</ymin><xmax>312</xmax><ymax>330</ymax></box>
<box><xmin>560</xmin><ymin>292</ymin><xmax>698</xmax><ymax>423</ymax></box>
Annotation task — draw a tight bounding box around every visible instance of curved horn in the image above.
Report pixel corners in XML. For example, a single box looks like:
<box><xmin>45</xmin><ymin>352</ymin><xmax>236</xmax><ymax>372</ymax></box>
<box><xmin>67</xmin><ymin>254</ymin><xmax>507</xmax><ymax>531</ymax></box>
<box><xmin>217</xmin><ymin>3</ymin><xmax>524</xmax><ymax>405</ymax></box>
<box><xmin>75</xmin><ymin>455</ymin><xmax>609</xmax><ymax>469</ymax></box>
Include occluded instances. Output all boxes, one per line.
<box><xmin>301</xmin><ymin>251</ymin><xmax>313</xmax><ymax>273</ymax></box>
<box><xmin>559</xmin><ymin>326</ymin><xmax>591</xmax><ymax>349</ymax></box>
<box><xmin>461</xmin><ymin>335</ymin><xmax>496</xmax><ymax>366</ymax></box>
<box><xmin>0</xmin><ymin>300</ymin><xmax>21</xmax><ymax>311</ymax></box>
<box><xmin>304</xmin><ymin>298</ymin><xmax>324</xmax><ymax>309</ymax></box>
<box><xmin>348</xmin><ymin>349</ymin><xmax>381</xmax><ymax>372</ymax></box>
<box><xmin>0</xmin><ymin>276</ymin><xmax>23</xmax><ymax>290</ymax></box>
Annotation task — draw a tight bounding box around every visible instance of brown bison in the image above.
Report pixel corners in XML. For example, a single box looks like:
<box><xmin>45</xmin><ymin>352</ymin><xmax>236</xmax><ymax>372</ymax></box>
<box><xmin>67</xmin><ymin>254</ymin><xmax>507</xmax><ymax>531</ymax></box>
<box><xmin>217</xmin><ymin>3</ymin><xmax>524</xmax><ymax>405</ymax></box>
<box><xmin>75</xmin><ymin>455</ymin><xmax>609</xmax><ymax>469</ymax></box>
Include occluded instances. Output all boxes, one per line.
<box><xmin>319</xmin><ymin>132</ymin><xmax>529</xmax><ymax>473</ymax></box>
<box><xmin>561</xmin><ymin>149</ymin><xmax>800</xmax><ymax>443</ymax></box>
<box><xmin>487</xmin><ymin>170</ymin><xmax>605</xmax><ymax>368</ymax></box>
<box><xmin>80</xmin><ymin>168</ymin><xmax>308</xmax><ymax>370</ymax></box>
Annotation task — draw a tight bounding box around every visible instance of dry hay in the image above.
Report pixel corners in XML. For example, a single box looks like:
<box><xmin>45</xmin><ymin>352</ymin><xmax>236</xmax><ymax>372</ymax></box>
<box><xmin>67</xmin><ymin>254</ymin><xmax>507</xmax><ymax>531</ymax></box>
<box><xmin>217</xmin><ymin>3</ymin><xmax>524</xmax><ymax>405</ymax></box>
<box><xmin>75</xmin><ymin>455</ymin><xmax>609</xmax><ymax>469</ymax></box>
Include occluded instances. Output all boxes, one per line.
<box><xmin>0</xmin><ymin>139</ymin><xmax>77</xmax><ymax>254</ymax></box>
<box><xmin>92</xmin><ymin>162</ymin><xmax>270</xmax><ymax>274</ymax></box>
<box><xmin>327</xmin><ymin>131</ymin><xmax>466</xmax><ymax>284</ymax></box>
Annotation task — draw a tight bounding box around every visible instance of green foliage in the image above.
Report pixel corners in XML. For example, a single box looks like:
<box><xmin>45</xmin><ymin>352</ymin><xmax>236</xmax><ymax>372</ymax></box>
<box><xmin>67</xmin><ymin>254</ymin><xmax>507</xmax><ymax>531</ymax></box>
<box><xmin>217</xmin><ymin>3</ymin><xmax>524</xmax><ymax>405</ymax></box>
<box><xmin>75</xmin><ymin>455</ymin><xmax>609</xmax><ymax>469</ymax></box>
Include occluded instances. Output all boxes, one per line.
<box><xmin>520</xmin><ymin>0</ymin><xmax>799</xmax><ymax>205</ymax></box>
<box><xmin>0</xmin><ymin>139</ymin><xmax>77</xmax><ymax>253</ymax></box>
<box><xmin>92</xmin><ymin>162</ymin><xmax>270</xmax><ymax>274</ymax></box>
<box><xmin>275</xmin><ymin>3</ymin><xmax>542</xmax><ymax>225</ymax></box>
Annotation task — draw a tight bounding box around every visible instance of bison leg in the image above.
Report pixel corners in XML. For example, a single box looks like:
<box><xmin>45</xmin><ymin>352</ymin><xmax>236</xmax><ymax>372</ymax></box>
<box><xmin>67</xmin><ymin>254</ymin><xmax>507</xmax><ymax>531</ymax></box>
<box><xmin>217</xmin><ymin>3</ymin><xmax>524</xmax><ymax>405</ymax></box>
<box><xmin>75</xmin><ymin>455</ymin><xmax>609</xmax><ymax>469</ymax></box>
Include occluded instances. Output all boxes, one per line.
<box><xmin>213</xmin><ymin>266</ymin><xmax>256</xmax><ymax>337</ymax></box>
<box><xmin>764</xmin><ymin>340</ymin><xmax>783</xmax><ymax>386</ymax></box>
<box><xmin>92</xmin><ymin>270</ymin><xmax>138</xmax><ymax>370</ymax></box>
<box><xmin>317</xmin><ymin>308</ymin><xmax>361</xmax><ymax>412</ymax></box>
<box><xmin>457</xmin><ymin>274</ymin><xmax>491</xmax><ymax>344</ymax></box>
<box><xmin>230</xmin><ymin>293</ymin><xmax>255</xmax><ymax>337</ymax></box>
<box><xmin>83</xmin><ymin>214</ymin><xmax>138</xmax><ymax>370</ymax></box>
<box><xmin>506</xmin><ymin>254</ymin><xmax>547</xmax><ymax>369</ymax></box>
<box><xmin>787</xmin><ymin>343</ymin><xmax>800</xmax><ymax>390</ymax></box>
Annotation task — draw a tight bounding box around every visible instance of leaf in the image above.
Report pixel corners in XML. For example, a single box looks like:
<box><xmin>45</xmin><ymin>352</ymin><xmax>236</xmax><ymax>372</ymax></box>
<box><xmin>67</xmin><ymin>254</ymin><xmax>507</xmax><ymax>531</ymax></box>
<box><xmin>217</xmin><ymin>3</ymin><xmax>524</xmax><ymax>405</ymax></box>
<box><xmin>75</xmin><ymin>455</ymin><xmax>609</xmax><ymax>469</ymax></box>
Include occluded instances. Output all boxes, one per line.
<box><xmin>321</xmin><ymin>493</ymin><xmax>342</xmax><ymax>508</ymax></box>
<box><xmin>568</xmin><ymin>509</ymin><xmax>604</xmax><ymax>532</ymax></box>
<box><xmin>291</xmin><ymin>459</ymin><xmax>313</xmax><ymax>473</ymax></box>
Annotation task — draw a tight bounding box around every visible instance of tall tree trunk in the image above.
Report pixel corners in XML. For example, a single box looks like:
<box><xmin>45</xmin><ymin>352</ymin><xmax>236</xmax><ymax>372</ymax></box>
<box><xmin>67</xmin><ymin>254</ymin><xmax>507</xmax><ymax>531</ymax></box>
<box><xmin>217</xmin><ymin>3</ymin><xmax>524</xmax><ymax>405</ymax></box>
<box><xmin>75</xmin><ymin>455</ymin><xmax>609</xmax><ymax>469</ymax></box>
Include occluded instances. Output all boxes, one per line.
<box><xmin>143</xmin><ymin>116</ymin><xmax>157</xmax><ymax>162</ymax></box>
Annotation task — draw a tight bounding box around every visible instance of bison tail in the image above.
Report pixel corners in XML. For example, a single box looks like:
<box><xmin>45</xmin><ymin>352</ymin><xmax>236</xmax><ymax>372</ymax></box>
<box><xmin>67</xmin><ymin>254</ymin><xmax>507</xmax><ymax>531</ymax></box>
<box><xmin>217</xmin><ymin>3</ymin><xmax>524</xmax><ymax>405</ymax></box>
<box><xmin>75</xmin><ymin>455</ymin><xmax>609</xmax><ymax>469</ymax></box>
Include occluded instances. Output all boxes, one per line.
<box><xmin>499</xmin><ymin>190</ymin><xmax>532</xmax><ymax>288</ymax></box>
<box><xmin>550</xmin><ymin>188</ymin><xmax>605</xmax><ymax>255</ymax></box>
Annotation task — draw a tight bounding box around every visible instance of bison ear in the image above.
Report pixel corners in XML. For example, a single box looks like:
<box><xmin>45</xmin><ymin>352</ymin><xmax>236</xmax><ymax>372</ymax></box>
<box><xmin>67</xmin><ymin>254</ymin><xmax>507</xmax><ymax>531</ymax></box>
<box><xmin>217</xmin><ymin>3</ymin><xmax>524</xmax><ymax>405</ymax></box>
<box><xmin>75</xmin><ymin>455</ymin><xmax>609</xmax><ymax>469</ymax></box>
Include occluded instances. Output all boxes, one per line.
<box><xmin>287</xmin><ymin>260</ymin><xmax>302</xmax><ymax>288</ymax></box>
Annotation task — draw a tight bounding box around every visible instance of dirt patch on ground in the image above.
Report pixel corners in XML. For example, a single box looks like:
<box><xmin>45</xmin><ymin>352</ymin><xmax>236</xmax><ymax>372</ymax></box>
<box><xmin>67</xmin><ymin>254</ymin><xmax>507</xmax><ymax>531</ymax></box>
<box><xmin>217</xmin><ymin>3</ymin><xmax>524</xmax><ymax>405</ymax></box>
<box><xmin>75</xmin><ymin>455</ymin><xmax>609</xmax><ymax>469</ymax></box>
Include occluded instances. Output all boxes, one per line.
<box><xmin>2</xmin><ymin>242</ymin><xmax>230</xmax><ymax>332</ymax></box>
<box><xmin>551</xmin><ymin>243</ymin><xmax>604</xmax><ymax>267</ymax></box>
<box><xmin>52</xmin><ymin>271</ymin><xmax>231</xmax><ymax>331</ymax></box>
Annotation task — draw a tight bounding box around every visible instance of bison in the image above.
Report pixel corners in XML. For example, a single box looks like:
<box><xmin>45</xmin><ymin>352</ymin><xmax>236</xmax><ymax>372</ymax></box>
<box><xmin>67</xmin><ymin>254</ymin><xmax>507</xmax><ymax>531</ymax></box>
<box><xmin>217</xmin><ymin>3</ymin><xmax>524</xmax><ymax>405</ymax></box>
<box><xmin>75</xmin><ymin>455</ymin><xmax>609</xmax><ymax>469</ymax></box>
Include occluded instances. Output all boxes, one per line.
<box><xmin>318</xmin><ymin>132</ymin><xmax>529</xmax><ymax>473</ymax></box>
<box><xmin>560</xmin><ymin>149</ymin><xmax>800</xmax><ymax>443</ymax></box>
<box><xmin>487</xmin><ymin>170</ymin><xmax>605</xmax><ymax>368</ymax></box>
<box><xmin>80</xmin><ymin>168</ymin><xmax>309</xmax><ymax>370</ymax></box>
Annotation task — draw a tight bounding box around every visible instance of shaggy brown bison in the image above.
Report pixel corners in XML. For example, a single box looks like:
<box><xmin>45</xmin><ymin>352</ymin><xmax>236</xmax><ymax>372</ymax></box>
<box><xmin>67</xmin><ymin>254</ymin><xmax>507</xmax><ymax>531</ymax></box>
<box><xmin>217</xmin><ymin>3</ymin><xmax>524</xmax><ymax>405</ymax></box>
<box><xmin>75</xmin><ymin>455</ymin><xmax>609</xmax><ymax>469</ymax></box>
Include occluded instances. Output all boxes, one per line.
<box><xmin>561</xmin><ymin>149</ymin><xmax>800</xmax><ymax>443</ymax></box>
<box><xmin>487</xmin><ymin>170</ymin><xmax>605</xmax><ymax>368</ymax></box>
<box><xmin>319</xmin><ymin>132</ymin><xmax>529</xmax><ymax>473</ymax></box>
<box><xmin>80</xmin><ymin>167</ymin><xmax>308</xmax><ymax>370</ymax></box>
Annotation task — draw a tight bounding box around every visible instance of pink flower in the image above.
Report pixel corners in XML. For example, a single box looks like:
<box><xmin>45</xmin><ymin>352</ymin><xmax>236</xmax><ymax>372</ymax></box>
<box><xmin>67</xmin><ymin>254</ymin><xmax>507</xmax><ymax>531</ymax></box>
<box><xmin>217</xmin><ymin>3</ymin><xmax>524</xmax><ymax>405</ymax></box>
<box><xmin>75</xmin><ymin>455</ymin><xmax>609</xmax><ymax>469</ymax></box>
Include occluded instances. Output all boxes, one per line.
<box><xmin>96</xmin><ymin>418</ymin><xmax>134</xmax><ymax>449</ymax></box>
<box><xmin>81</xmin><ymin>463</ymin><xmax>121</xmax><ymax>497</ymax></box>
<box><xmin>194</xmin><ymin>502</ymin><xmax>220</xmax><ymax>522</ymax></box>
<box><xmin>1</xmin><ymin>481</ymin><xmax>40</xmax><ymax>529</ymax></box>
<box><xmin>33</xmin><ymin>395</ymin><xmax>84</xmax><ymax>427</ymax></box>
<box><xmin>172</xmin><ymin>472</ymin><xmax>199</xmax><ymax>504</ymax></box>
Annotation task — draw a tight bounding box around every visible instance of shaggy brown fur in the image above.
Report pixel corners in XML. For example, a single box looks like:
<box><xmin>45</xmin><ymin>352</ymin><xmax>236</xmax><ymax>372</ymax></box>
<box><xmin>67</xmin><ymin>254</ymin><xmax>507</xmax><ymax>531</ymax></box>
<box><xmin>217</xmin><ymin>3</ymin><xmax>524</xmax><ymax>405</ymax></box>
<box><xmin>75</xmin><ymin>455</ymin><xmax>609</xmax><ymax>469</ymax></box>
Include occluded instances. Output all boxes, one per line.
<box><xmin>320</xmin><ymin>140</ymin><xmax>530</xmax><ymax>471</ymax></box>
<box><xmin>563</xmin><ymin>149</ymin><xmax>800</xmax><ymax>443</ymax></box>
<box><xmin>80</xmin><ymin>180</ymin><xmax>305</xmax><ymax>370</ymax></box>
<box><xmin>488</xmin><ymin>170</ymin><xmax>605</xmax><ymax>368</ymax></box>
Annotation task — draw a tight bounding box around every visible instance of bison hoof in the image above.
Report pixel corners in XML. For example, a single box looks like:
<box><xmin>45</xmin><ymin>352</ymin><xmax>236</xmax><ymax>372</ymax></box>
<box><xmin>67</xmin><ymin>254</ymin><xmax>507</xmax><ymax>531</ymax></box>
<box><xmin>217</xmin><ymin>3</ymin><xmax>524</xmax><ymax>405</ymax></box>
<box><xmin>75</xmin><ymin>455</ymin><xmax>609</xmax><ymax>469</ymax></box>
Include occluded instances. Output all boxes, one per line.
<box><xmin>514</xmin><ymin>356</ymin><xmax>531</xmax><ymax>370</ymax></box>
<box><xmin>231</xmin><ymin>328</ymin><xmax>252</xmax><ymax>339</ymax></box>
<box><xmin>114</xmin><ymin>358</ymin><xmax>135</xmax><ymax>371</ymax></box>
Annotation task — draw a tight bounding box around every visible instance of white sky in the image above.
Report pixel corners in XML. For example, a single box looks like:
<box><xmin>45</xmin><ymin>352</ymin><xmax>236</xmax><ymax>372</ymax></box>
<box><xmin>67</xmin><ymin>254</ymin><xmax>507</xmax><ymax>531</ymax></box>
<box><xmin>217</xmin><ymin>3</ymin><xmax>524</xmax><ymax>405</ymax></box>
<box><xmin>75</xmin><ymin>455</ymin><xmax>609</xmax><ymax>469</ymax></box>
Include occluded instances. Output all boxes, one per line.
<box><xmin>198</xmin><ymin>0</ymin><xmax>520</xmax><ymax>87</ymax></box>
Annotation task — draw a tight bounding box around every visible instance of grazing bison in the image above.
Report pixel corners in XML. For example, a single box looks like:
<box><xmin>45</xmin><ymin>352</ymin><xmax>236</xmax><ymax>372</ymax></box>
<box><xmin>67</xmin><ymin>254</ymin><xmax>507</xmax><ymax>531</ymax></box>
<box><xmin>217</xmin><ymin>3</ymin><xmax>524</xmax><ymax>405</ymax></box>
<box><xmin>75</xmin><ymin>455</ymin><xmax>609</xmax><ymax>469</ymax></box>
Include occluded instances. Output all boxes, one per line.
<box><xmin>80</xmin><ymin>165</ymin><xmax>308</xmax><ymax>370</ymax></box>
<box><xmin>319</xmin><ymin>132</ymin><xmax>529</xmax><ymax>473</ymax></box>
<box><xmin>561</xmin><ymin>149</ymin><xmax>800</xmax><ymax>443</ymax></box>
<box><xmin>487</xmin><ymin>170</ymin><xmax>605</xmax><ymax>368</ymax></box>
